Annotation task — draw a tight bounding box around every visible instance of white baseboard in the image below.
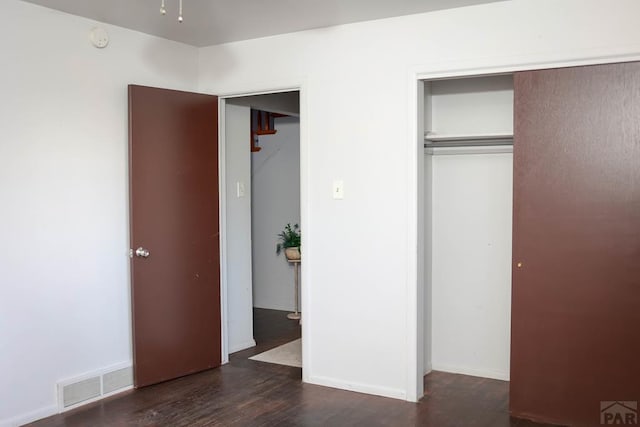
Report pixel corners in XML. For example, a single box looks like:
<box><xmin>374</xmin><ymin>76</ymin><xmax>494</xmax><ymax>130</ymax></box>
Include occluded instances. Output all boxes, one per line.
<box><xmin>0</xmin><ymin>405</ymin><xmax>58</xmax><ymax>427</ymax></box>
<box><xmin>431</xmin><ymin>363</ymin><xmax>509</xmax><ymax>381</ymax></box>
<box><xmin>424</xmin><ymin>362</ymin><xmax>433</xmax><ymax>375</ymax></box>
<box><xmin>307</xmin><ymin>375</ymin><xmax>407</xmax><ymax>401</ymax></box>
<box><xmin>228</xmin><ymin>339</ymin><xmax>257</xmax><ymax>354</ymax></box>
<box><xmin>252</xmin><ymin>303</ymin><xmax>294</xmax><ymax>312</ymax></box>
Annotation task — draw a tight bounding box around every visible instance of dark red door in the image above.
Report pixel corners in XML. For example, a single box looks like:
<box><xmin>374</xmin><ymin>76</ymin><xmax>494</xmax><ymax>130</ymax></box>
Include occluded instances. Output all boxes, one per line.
<box><xmin>128</xmin><ymin>85</ymin><xmax>221</xmax><ymax>387</ymax></box>
<box><xmin>511</xmin><ymin>63</ymin><xmax>640</xmax><ymax>425</ymax></box>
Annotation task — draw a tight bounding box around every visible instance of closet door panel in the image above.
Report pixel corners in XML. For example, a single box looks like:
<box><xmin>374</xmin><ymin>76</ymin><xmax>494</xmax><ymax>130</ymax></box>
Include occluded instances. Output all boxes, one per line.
<box><xmin>511</xmin><ymin>62</ymin><xmax>640</xmax><ymax>426</ymax></box>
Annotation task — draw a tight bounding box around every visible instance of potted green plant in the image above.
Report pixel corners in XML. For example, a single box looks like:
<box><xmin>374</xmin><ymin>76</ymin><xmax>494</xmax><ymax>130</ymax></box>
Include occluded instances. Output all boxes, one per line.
<box><xmin>276</xmin><ymin>223</ymin><xmax>301</xmax><ymax>261</ymax></box>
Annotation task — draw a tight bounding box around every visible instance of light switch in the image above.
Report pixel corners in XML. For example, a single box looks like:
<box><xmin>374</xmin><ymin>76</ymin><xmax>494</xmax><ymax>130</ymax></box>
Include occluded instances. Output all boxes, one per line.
<box><xmin>333</xmin><ymin>180</ymin><xmax>344</xmax><ymax>200</ymax></box>
<box><xmin>236</xmin><ymin>181</ymin><xmax>245</xmax><ymax>198</ymax></box>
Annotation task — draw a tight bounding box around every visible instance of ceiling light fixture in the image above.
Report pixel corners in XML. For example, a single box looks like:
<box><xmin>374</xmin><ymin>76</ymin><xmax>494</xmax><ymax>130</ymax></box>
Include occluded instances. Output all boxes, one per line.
<box><xmin>160</xmin><ymin>0</ymin><xmax>184</xmax><ymax>23</ymax></box>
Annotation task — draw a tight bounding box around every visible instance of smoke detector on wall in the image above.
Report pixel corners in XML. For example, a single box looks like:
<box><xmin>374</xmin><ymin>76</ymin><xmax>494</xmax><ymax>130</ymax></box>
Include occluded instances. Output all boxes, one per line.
<box><xmin>89</xmin><ymin>27</ymin><xmax>109</xmax><ymax>48</ymax></box>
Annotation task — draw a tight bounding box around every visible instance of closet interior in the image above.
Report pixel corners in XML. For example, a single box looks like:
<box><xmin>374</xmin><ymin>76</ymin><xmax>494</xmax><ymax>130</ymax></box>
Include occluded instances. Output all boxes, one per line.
<box><xmin>423</xmin><ymin>74</ymin><xmax>514</xmax><ymax>381</ymax></box>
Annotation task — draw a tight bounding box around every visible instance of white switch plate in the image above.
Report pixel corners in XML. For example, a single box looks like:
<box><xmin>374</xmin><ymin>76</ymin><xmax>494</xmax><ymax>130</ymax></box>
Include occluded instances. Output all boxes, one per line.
<box><xmin>333</xmin><ymin>180</ymin><xmax>344</xmax><ymax>200</ymax></box>
<box><xmin>236</xmin><ymin>182</ymin><xmax>245</xmax><ymax>198</ymax></box>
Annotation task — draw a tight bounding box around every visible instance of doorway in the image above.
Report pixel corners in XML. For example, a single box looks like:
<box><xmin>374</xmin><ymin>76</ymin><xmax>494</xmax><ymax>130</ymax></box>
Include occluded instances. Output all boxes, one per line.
<box><xmin>220</xmin><ymin>90</ymin><xmax>303</xmax><ymax>370</ymax></box>
<box><xmin>128</xmin><ymin>84</ymin><xmax>308</xmax><ymax>391</ymax></box>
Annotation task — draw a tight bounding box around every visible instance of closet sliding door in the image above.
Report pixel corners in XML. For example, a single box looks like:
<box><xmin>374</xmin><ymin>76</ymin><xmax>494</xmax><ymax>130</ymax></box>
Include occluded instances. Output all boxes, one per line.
<box><xmin>510</xmin><ymin>62</ymin><xmax>640</xmax><ymax>425</ymax></box>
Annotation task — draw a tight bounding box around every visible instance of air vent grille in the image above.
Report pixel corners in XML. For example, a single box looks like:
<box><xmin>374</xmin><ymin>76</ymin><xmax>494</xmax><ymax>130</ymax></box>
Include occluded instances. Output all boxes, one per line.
<box><xmin>58</xmin><ymin>364</ymin><xmax>133</xmax><ymax>411</ymax></box>
<box><xmin>62</xmin><ymin>377</ymin><xmax>101</xmax><ymax>408</ymax></box>
<box><xmin>103</xmin><ymin>366</ymin><xmax>133</xmax><ymax>395</ymax></box>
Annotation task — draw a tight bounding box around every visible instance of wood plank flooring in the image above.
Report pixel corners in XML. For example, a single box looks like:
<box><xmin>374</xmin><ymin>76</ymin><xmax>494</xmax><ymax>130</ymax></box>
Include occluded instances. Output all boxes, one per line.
<box><xmin>28</xmin><ymin>309</ymin><xmax>558</xmax><ymax>426</ymax></box>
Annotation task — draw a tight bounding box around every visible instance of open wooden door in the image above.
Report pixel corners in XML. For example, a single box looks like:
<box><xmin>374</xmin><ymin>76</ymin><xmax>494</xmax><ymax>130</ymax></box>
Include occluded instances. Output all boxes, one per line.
<box><xmin>128</xmin><ymin>85</ymin><xmax>221</xmax><ymax>387</ymax></box>
<box><xmin>511</xmin><ymin>63</ymin><xmax>640</xmax><ymax>425</ymax></box>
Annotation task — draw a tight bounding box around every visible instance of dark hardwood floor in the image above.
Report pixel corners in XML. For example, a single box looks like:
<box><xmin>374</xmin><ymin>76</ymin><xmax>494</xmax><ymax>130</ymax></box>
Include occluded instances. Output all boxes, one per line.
<box><xmin>28</xmin><ymin>309</ymin><xmax>558</xmax><ymax>427</ymax></box>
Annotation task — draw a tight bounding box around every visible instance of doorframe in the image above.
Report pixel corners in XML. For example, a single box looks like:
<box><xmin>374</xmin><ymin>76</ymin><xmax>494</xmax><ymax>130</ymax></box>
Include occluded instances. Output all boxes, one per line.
<box><xmin>216</xmin><ymin>83</ymin><xmax>310</xmax><ymax>380</ymax></box>
<box><xmin>407</xmin><ymin>51</ymin><xmax>640</xmax><ymax>402</ymax></box>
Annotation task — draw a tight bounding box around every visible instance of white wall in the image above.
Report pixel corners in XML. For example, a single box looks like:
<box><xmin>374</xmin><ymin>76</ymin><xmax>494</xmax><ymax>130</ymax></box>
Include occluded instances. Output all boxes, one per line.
<box><xmin>223</xmin><ymin>104</ymin><xmax>256</xmax><ymax>353</ymax></box>
<box><xmin>427</xmin><ymin>75</ymin><xmax>514</xmax><ymax>136</ymax></box>
<box><xmin>430</xmin><ymin>153</ymin><xmax>513</xmax><ymax>380</ymax></box>
<box><xmin>198</xmin><ymin>0</ymin><xmax>640</xmax><ymax>401</ymax></box>
<box><xmin>251</xmin><ymin>117</ymin><xmax>301</xmax><ymax>311</ymax></box>
<box><xmin>0</xmin><ymin>1</ymin><xmax>198</xmax><ymax>425</ymax></box>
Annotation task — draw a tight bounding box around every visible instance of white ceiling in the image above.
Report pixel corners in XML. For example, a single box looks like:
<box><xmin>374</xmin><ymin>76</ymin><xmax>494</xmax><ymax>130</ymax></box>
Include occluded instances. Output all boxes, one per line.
<box><xmin>21</xmin><ymin>0</ymin><xmax>505</xmax><ymax>47</ymax></box>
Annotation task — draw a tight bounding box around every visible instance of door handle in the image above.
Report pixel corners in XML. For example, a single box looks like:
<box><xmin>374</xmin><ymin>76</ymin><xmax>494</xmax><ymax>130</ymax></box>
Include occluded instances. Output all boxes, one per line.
<box><xmin>135</xmin><ymin>247</ymin><xmax>150</xmax><ymax>258</ymax></box>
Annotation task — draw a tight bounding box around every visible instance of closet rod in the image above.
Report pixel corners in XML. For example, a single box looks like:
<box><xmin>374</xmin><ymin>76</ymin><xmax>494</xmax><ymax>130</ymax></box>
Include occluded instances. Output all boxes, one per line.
<box><xmin>424</xmin><ymin>139</ymin><xmax>513</xmax><ymax>148</ymax></box>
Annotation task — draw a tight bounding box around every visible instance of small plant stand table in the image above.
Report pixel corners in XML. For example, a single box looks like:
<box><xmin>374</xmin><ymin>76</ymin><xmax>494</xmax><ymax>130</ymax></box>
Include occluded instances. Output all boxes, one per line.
<box><xmin>287</xmin><ymin>259</ymin><xmax>301</xmax><ymax>320</ymax></box>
